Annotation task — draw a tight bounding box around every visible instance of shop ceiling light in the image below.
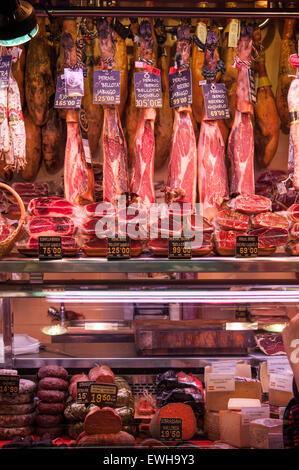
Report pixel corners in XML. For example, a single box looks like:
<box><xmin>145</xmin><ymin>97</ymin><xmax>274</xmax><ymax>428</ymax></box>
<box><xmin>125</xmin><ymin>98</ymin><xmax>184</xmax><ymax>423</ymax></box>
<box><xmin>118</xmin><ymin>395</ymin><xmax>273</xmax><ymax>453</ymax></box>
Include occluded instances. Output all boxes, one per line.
<box><xmin>0</xmin><ymin>0</ymin><xmax>38</xmax><ymax>47</ymax></box>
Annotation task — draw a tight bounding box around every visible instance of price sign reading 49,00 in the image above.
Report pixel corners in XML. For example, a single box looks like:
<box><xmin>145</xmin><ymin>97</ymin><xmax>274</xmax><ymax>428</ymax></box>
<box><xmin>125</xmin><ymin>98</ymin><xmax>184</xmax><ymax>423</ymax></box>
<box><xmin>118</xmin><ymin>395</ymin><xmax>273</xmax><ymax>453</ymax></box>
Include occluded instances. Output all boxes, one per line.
<box><xmin>0</xmin><ymin>375</ymin><xmax>20</xmax><ymax>395</ymax></box>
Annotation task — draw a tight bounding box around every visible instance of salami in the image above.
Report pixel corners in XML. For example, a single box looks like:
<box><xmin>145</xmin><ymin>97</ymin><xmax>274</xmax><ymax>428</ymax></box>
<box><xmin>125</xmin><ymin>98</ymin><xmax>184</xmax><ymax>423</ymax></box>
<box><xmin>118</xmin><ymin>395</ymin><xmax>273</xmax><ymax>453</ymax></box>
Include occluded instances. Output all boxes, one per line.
<box><xmin>36</xmin><ymin>414</ymin><xmax>62</xmax><ymax>428</ymax></box>
<box><xmin>0</xmin><ymin>393</ymin><xmax>34</xmax><ymax>405</ymax></box>
<box><xmin>38</xmin><ymin>365</ymin><xmax>68</xmax><ymax>380</ymax></box>
<box><xmin>0</xmin><ymin>426</ymin><xmax>33</xmax><ymax>439</ymax></box>
<box><xmin>0</xmin><ymin>412</ymin><xmax>36</xmax><ymax>428</ymax></box>
<box><xmin>37</xmin><ymin>402</ymin><xmax>65</xmax><ymax>415</ymax></box>
<box><xmin>0</xmin><ymin>403</ymin><xmax>34</xmax><ymax>415</ymax></box>
<box><xmin>22</xmin><ymin>109</ymin><xmax>42</xmax><ymax>181</ymax></box>
<box><xmin>37</xmin><ymin>390</ymin><xmax>65</xmax><ymax>403</ymax></box>
<box><xmin>35</xmin><ymin>426</ymin><xmax>63</xmax><ymax>438</ymax></box>
<box><xmin>38</xmin><ymin>377</ymin><xmax>68</xmax><ymax>391</ymax></box>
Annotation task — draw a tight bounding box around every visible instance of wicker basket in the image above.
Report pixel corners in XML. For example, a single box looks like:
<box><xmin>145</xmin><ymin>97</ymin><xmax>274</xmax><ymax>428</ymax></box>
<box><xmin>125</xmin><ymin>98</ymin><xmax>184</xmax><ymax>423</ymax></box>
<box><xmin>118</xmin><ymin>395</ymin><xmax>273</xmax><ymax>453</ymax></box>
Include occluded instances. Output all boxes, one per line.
<box><xmin>0</xmin><ymin>182</ymin><xmax>26</xmax><ymax>258</ymax></box>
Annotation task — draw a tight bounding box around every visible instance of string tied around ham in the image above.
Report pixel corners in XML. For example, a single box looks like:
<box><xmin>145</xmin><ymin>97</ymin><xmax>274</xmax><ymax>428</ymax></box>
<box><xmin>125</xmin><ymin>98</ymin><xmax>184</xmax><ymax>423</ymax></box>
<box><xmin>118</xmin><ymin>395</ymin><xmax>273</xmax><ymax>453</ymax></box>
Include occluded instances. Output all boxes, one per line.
<box><xmin>233</xmin><ymin>44</ymin><xmax>259</xmax><ymax>70</ymax></box>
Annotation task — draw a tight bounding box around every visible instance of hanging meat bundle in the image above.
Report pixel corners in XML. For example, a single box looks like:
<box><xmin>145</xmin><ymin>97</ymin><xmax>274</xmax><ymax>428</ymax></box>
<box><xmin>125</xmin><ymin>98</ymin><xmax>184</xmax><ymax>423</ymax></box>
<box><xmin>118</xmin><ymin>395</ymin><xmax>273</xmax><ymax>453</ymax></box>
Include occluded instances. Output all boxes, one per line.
<box><xmin>96</xmin><ymin>18</ymin><xmax>128</xmax><ymax>205</ymax></box>
<box><xmin>130</xmin><ymin>20</ymin><xmax>157</xmax><ymax>206</ymax></box>
<box><xmin>197</xmin><ymin>30</ymin><xmax>229</xmax><ymax>219</ymax></box>
<box><xmin>227</xmin><ymin>24</ymin><xmax>255</xmax><ymax>196</ymax></box>
<box><xmin>221</xmin><ymin>19</ymin><xmax>239</xmax><ymax>131</ymax></box>
<box><xmin>164</xmin><ymin>24</ymin><xmax>197</xmax><ymax>212</ymax></box>
<box><xmin>253</xmin><ymin>27</ymin><xmax>279</xmax><ymax>169</ymax></box>
<box><xmin>61</xmin><ymin>19</ymin><xmax>95</xmax><ymax>206</ymax></box>
<box><xmin>288</xmin><ymin>50</ymin><xmax>299</xmax><ymax>190</ymax></box>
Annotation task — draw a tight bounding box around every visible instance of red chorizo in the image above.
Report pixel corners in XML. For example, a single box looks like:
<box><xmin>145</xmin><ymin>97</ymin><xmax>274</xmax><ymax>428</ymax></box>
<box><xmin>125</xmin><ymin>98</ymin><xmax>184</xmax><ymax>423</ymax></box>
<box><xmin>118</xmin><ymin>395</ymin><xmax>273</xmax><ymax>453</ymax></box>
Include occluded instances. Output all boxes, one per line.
<box><xmin>37</xmin><ymin>402</ymin><xmax>65</xmax><ymax>415</ymax></box>
<box><xmin>37</xmin><ymin>390</ymin><xmax>65</xmax><ymax>403</ymax></box>
<box><xmin>38</xmin><ymin>377</ymin><xmax>68</xmax><ymax>391</ymax></box>
<box><xmin>38</xmin><ymin>365</ymin><xmax>68</xmax><ymax>380</ymax></box>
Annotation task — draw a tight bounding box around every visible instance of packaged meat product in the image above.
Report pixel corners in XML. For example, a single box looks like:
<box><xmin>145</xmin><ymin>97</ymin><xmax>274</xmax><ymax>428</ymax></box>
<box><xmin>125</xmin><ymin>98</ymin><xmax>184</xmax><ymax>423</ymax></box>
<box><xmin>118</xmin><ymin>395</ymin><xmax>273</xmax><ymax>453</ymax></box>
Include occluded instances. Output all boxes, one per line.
<box><xmin>38</xmin><ymin>377</ymin><xmax>68</xmax><ymax>391</ymax></box>
<box><xmin>216</xmin><ymin>210</ymin><xmax>249</xmax><ymax>231</ymax></box>
<box><xmin>251</xmin><ymin>212</ymin><xmax>289</xmax><ymax>230</ymax></box>
<box><xmin>213</xmin><ymin>230</ymin><xmax>247</xmax><ymax>256</ymax></box>
<box><xmin>234</xmin><ymin>194</ymin><xmax>272</xmax><ymax>215</ymax></box>
<box><xmin>0</xmin><ymin>426</ymin><xmax>33</xmax><ymax>440</ymax></box>
<box><xmin>150</xmin><ymin>403</ymin><xmax>197</xmax><ymax>441</ymax></box>
<box><xmin>255</xmin><ymin>334</ymin><xmax>286</xmax><ymax>356</ymax></box>
<box><xmin>84</xmin><ymin>202</ymin><xmax>115</xmax><ymax>219</ymax></box>
<box><xmin>37</xmin><ymin>402</ymin><xmax>65</xmax><ymax>416</ymax></box>
<box><xmin>36</xmin><ymin>414</ymin><xmax>63</xmax><ymax>428</ymax></box>
<box><xmin>84</xmin><ymin>407</ymin><xmax>122</xmax><ymax>435</ymax></box>
<box><xmin>38</xmin><ymin>365</ymin><xmax>68</xmax><ymax>380</ymax></box>
<box><xmin>248</xmin><ymin>227</ymin><xmax>289</xmax><ymax>248</ymax></box>
<box><xmin>148</xmin><ymin>234</ymin><xmax>212</xmax><ymax>257</ymax></box>
<box><xmin>255</xmin><ymin>170</ymin><xmax>298</xmax><ymax>212</ymax></box>
<box><xmin>17</xmin><ymin>236</ymin><xmax>80</xmax><ymax>258</ymax></box>
<box><xmin>12</xmin><ymin>183</ymin><xmax>49</xmax><ymax>197</ymax></box>
<box><xmin>28</xmin><ymin>197</ymin><xmax>75</xmax><ymax>218</ymax></box>
<box><xmin>82</xmin><ymin>218</ymin><xmax>115</xmax><ymax>238</ymax></box>
<box><xmin>88</xmin><ymin>364</ymin><xmax>115</xmax><ymax>384</ymax></box>
<box><xmin>27</xmin><ymin>217</ymin><xmax>75</xmax><ymax>237</ymax></box>
<box><xmin>0</xmin><ymin>403</ymin><xmax>35</xmax><ymax>415</ymax></box>
<box><xmin>0</xmin><ymin>412</ymin><xmax>36</xmax><ymax>428</ymax></box>
<box><xmin>82</xmin><ymin>238</ymin><xmax>143</xmax><ymax>258</ymax></box>
<box><xmin>37</xmin><ymin>390</ymin><xmax>65</xmax><ymax>403</ymax></box>
<box><xmin>76</xmin><ymin>430</ymin><xmax>135</xmax><ymax>447</ymax></box>
<box><xmin>288</xmin><ymin>204</ymin><xmax>299</xmax><ymax>222</ymax></box>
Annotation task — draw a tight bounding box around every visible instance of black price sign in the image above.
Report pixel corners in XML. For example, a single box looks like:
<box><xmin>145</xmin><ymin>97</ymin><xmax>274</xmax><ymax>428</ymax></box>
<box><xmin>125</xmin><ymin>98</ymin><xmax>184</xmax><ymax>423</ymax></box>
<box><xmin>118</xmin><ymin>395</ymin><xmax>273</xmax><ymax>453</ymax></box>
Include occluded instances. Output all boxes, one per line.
<box><xmin>107</xmin><ymin>238</ymin><xmax>131</xmax><ymax>260</ymax></box>
<box><xmin>134</xmin><ymin>72</ymin><xmax>162</xmax><ymax>108</ymax></box>
<box><xmin>93</xmin><ymin>70</ymin><xmax>121</xmax><ymax>105</ymax></box>
<box><xmin>0</xmin><ymin>56</ymin><xmax>12</xmax><ymax>89</ymax></box>
<box><xmin>168</xmin><ymin>237</ymin><xmax>192</xmax><ymax>260</ymax></box>
<box><xmin>89</xmin><ymin>383</ymin><xmax>118</xmax><ymax>407</ymax></box>
<box><xmin>160</xmin><ymin>418</ymin><xmax>182</xmax><ymax>441</ymax></box>
<box><xmin>38</xmin><ymin>237</ymin><xmax>62</xmax><ymax>260</ymax></box>
<box><xmin>168</xmin><ymin>68</ymin><xmax>192</xmax><ymax>108</ymax></box>
<box><xmin>54</xmin><ymin>74</ymin><xmax>82</xmax><ymax>109</ymax></box>
<box><xmin>236</xmin><ymin>235</ymin><xmax>258</xmax><ymax>258</ymax></box>
<box><xmin>202</xmin><ymin>82</ymin><xmax>230</xmax><ymax>120</ymax></box>
<box><xmin>76</xmin><ymin>381</ymin><xmax>95</xmax><ymax>404</ymax></box>
<box><xmin>0</xmin><ymin>375</ymin><xmax>20</xmax><ymax>395</ymax></box>
<box><xmin>248</xmin><ymin>68</ymin><xmax>257</xmax><ymax>105</ymax></box>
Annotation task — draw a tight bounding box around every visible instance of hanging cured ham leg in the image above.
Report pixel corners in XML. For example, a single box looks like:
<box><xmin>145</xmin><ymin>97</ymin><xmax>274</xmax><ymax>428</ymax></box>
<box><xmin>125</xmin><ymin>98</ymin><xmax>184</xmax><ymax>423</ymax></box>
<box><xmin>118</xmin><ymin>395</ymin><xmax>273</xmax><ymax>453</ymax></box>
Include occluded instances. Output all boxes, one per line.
<box><xmin>288</xmin><ymin>50</ymin><xmax>299</xmax><ymax>190</ymax></box>
<box><xmin>227</xmin><ymin>25</ymin><xmax>255</xmax><ymax>196</ymax></box>
<box><xmin>97</xmin><ymin>19</ymin><xmax>128</xmax><ymax>205</ymax></box>
<box><xmin>198</xmin><ymin>30</ymin><xmax>228</xmax><ymax>220</ymax></box>
<box><xmin>165</xmin><ymin>25</ymin><xmax>197</xmax><ymax>212</ymax></box>
<box><xmin>61</xmin><ymin>20</ymin><xmax>94</xmax><ymax>205</ymax></box>
<box><xmin>130</xmin><ymin>20</ymin><xmax>156</xmax><ymax>206</ymax></box>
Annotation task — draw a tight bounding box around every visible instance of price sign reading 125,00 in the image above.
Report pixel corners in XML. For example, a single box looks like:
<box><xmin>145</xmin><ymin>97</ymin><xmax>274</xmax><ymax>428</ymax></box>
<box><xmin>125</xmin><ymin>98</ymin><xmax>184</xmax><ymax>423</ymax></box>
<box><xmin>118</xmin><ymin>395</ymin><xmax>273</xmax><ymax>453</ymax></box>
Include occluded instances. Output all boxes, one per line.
<box><xmin>107</xmin><ymin>238</ymin><xmax>131</xmax><ymax>260</ymax></box>
<box><xmin>0</xmin><ymin>375</ymin><xmax>20</xmax><ymax>395</ymax></box>
<box><xmin>89</xmin><ymin>384</ymin><xmax>118</xmax><ymax>407</ymax></box>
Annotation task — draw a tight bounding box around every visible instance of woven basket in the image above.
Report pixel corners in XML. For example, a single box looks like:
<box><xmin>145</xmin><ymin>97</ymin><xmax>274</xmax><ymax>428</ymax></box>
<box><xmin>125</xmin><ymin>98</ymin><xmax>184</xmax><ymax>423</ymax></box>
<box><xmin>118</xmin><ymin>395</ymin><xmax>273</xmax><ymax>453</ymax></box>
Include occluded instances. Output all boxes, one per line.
<box><xmin>0</xmin><ymin>182</ymin><xmax>26</xmax><ymax>258</ymax></box>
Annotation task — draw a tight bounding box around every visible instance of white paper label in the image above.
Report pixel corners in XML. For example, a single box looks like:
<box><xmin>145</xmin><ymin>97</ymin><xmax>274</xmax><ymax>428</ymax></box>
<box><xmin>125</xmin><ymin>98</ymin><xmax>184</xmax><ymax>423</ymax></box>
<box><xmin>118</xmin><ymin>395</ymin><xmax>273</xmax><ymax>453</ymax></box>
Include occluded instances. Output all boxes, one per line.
<box><xmin>228</xmin><ymin>19</ymin><xmax>240</xmax><ymax>48</ymax></box>
<box><xmin>211</xmin><ymin>361</ymin><xmax>237</xmax><ymax>375</ymax></box>
<box><xmin>206</xmin><ymin>374</ymin><xmax>235</xmax><ymax>392</ymax></box>
<box><xmin>267</xmin><ymin>357</ymin><xmax>292</xmax><ymax>375</ymax></box>
<box><xmin>269</xmin><ymin>373</ymin><xmax>293</xmax><ymax>392</ymax></box>
<box><xmin>198</xmin><ymin>80</ymin><xmax>207</xmax><ymax>86</ymax></box>
<box><xmin>241</xmin><ymin>405</ymin><xmax>269</xmax><ymax>424</ymax></box>
<box><xmin>82</xmin><ymin>138</ymin><xmax>92</xmax><ymax>165</ymax></box>
<box><xmin>64</xmin><ymin>68</ymin><xmax>84</xmax><ymax>97</ymax></box>
<box><xmin>196</xmin><ymin>22</ymin><xmax>207</xmax><ymax>45</ymax></box>
<box><xmin>277</xmin><ymin>182</ymin><xmax>287</xmax><ymax>195</ymax></box>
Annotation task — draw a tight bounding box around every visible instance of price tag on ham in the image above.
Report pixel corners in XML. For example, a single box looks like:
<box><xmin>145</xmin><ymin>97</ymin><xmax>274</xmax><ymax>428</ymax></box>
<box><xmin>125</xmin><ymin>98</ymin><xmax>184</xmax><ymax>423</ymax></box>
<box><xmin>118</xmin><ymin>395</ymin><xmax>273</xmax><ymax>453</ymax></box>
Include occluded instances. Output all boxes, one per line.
<box><xmin>168</xmin><ymin>68</ymin><xmax>192</xmax><ymax>108</ymax></box>
<box><xmin>107</xmin><ymin>238</ymin><xmax>131</xmax><ymax>260</ymax></box>
<box><xmin>206</xmin><ymin>374</ymin><xmax>235</xmax><ymax>392</ymax></box>
<box><xmin>134</xmin><ymin>72</ymin><xmax>162</xmax><ymax>108</ymax></box>
<box><xmin>0</xmin><ymin>375</ymin><xmax>19</xmax><ymax>395</ymax></box>
<box><xmin>236</xmin><ymin>235</ymin><xmax>258</xmax><ymax>257</ymax></box>
<box><xmin>89</xmin><ymin>383</ymin><xmax>118</xmax><ymax>407</ymax></box>
<box><xmin>202</xmin><ymin>83</ymin><xmax>230</xmax><ymax>120</ymax></box>
<box><xmin>0</xmin><ymin>56</ymin><xmax>12</xmax><ymax>89</ymax></box>
<box><xmin>38</xmin><ymin>236</ymin><xmax>62</xmax><ymax>260</ymax></box>
<box><xmin>76</xmin><ymin>381</ymin><xmax>95</xmax><ymax>404</ymax></box>
<box><xmin>269</xmin><ymin>373</ymin><xmax>293</xmax><ymax>392</ymax></box>
<box><xmin>168</xmin><ymin>237</ymin><xmax>192</xmax><ymax>260</ymax></box>
<box><xmin>54</xmin><ymin>75</ymin><xmax>82</xmax><ymax>109</ymax></box>
<box><xmin>93</xmin><ymin>70</ymin><xmax>121</xmax><ymax>105</ymax></box>
<box><xmin>160</xmin><ymin>418</ymin><xmax>182</xmax><ymax>442</ymax></box>
<box><xmin>64</xmin><ymin>68</ymin><xmax>84</xmax><ymax>97</ymax></box>
<box><xmin>248</xmin><ymin>68</ymin><xmax>257</xmax><ymax>105</ymax></box>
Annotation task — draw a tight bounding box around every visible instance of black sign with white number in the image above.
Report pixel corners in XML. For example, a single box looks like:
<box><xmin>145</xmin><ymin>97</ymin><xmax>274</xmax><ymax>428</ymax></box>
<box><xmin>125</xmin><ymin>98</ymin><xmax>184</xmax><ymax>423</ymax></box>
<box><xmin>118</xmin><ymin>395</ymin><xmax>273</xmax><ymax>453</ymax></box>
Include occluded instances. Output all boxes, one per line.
<box><xmin>54</xmin><ymin>74</ymin><xmax>82</xmax><ymax>109</ymax></box>
<box><xmin>107</xmin><ymin>238</ymin><xmax>131</xmax><ymax>260</ymax></box>
<box><xmin>93</xmin><ymin>70</ymin><xmax>121</xmax><ymax>105</ymax></box>
<box><xmin>0</xmin><ymin>56</ymin><xmax>12</xmax><ymax>89</ymax></box>
<box><xmin>168</xmin><ymin>237</ymin><xmax>192</xmax><ymax>260</ymax></box>
<box><xmin>38</xmin><ymin>237</ymin><xmax>62</xmax><ymax>260</ymax></box>
<box><xmin>160</xmin><ymin>418</ymin><xmax>182</xmax><ymax>441</ymax></box>
<box><xmin>0</xmin><ymin>375</ymin><xmax>20</xmax><ymax>395</ymax></box>
<box><xmin>248</xmin><ymin>68</ymin><xmax>257</xmax><ymax>105</ymax></box>
<box><xmin>168</xmin><ymin>68</ymin><xmax>192</xmax><ymax>108</ymax></box>
<box><xmin>236</xmin><ymin>235</ymin><xmax>258</xmax><ymax>258</ymax></box>
<box><xmin>76</xmin><ymin>381</ymin><xmax>95</xmax><ymax>404</ymax></box>
<box><xmin>89</xmin><ymin>383</ymin><xmax>118</xmax><ymax>407</ymax></box>
<box><xmin>134</xmin><ymin>72</ymin><xmax>162</xmax><ymax>108</ymax></box>
<box><xmin>202</xmin><ymin>82</ymin><xmax>230</xmax><ymax>120</ymax></box>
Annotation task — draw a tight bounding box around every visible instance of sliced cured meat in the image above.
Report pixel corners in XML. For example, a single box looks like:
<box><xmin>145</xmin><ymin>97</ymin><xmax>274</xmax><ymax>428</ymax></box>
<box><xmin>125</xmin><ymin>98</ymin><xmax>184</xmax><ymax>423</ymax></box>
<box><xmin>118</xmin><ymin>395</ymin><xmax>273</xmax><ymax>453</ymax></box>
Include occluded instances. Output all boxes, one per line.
<box><xmin>191</xmin><ymin>215</ymin><xmax>213</xmax><ymax>234</ymax></box>
<box><xmin>166</xmin><ymin>25</ymin><xmax>197</xmax><ymax>211</ymax></box>
<box><xmin>148</xmin><ymin>233</ymin><xmax>212</xmax><ymax>257</ymax></box>
<box><xmin>234</xmin><ymin>194</ymin><xmax>271</xmax><ymax>215</ymax></box>
<box><xmin>216</xmin><ymin>210</ymin><xmax>249</xmax><ymax>231</ymax></box>
<box><xmin>28</xmin><ymin>197</ymin><xmax>74</xmax><ymax>217</ymax></box>
<box><xmin>251</xmin><ymin>212</ymin><xmax>289</xmax><ymax>230</ymax></box>
<box><xmin>82</xmin><ymin>218</ymin><xmax>114</xmax><ymax>238</ymax></box>
<box><xmin>28</xmin><ymin>216</ymin><xmax>75</xmax><ymax>237</ymax></box>
<box><xmin>38</xmin><ymin>365</ymin><xmax>68</xmax><ymax>380</ymax></box>
<box><xmin>12</xmin><ymin>183</ymin><xmax>49</xmax><ymax>197</ymax></box>
<box><xmin>82</xmin><ymin>237</ymin><xmax>143</xmax><ymax>257</ymax></box>
<box><xmin>85</xmin><ymin>202</ymin><xmax>115</xmax><ymax>219</ymax></box>
<box><xmin>255</xmin><ymin>334</ymin><xmax>286</xmax><ymax>356</ymax></box>
<box><xmin>213</xmin><ymin>230</ymin><xmax>247</xmax><ymax>256</ymax></box>
<box><xmin>248</xmin><ymin>227</ymin><xmax>289</xmax><ymax>248</ymax></box>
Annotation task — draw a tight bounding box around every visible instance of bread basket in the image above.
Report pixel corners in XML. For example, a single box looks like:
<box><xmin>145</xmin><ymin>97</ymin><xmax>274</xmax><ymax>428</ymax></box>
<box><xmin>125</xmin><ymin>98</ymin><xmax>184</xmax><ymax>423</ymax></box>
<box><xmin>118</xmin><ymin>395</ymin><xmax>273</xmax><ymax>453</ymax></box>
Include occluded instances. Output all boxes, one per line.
<box><xmin>0</xmin><ymin>182</ymin><xmax>26</xmax><ymax>257</ymax></box>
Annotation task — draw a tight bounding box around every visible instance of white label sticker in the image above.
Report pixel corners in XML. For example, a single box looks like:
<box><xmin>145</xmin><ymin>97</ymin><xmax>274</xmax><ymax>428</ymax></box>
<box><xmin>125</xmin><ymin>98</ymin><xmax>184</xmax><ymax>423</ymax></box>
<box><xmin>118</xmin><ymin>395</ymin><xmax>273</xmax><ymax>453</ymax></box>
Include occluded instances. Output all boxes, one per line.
<box><xmin>82</xmin><ymin>138</ymin><xmax>92</xmax><ymax>165</ymax></box>
<box><xmin>277</xmin><ymin>182</ymin><xmax>287</xmax><ymax>195</ymax></box>
<box><xmin>196</xmin><ymin>22</ymin><xmax>207</xmax><ymax>46</ymax></box>
<box><xmin>211</xmin><ymin>361</ymin><xmax>237</xmax><ymax>375</ymax></box>
<box><xmin>206</xmin><ymin>374</ymin><xmax>235</xmax><ymax>392</ymax></box>
<box><xmin>241</xmin><ymin>405</ymin><xmax>269</xmax><ymax>425</ymax></box>
<box><xmin>64</xmin><ymin>68</ymin><xmax>84</xmax><ymax>97</ymax></box>
<box><xmin>267</xmin><ymin>357</ymin><xmax>292</xmax><ymax>375</ymax></box>
<box><xmin>269</xmin><ymin>373</ymin><xmax>293</xmax><ymax>392</ymax></box>
<box><xmin>228</xmin><ymin>19</ymin><xmax>240</xmax><ymax>48</ymax></box>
